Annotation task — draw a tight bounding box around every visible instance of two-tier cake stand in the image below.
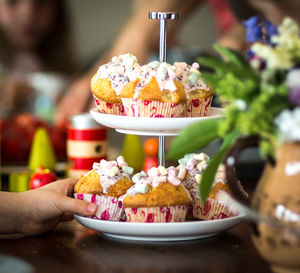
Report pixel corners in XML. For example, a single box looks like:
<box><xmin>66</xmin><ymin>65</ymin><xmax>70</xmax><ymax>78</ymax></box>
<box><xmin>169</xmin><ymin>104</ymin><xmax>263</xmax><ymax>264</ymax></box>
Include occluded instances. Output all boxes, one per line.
<box><xmin>75</xmin><ymin>12</ymin><xmax>243</xmax><ymax>241</ymax></box>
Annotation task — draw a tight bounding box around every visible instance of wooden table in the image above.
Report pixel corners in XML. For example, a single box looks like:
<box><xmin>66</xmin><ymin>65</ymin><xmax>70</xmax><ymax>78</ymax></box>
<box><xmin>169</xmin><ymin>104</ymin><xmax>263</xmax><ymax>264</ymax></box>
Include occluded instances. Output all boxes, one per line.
<box><xmin>0</xmin><ymin>218</ymin><xmax>272</xmax><ymax>273</ymax></box>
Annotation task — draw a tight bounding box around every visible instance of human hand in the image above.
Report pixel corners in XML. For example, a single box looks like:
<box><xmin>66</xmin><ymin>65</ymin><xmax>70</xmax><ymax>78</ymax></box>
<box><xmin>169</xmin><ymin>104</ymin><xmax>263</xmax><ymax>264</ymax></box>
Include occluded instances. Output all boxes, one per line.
<box><xmin>14</xmin><ymin>178</ymin><xmax>97</xmax><ymax>236</ymax></box>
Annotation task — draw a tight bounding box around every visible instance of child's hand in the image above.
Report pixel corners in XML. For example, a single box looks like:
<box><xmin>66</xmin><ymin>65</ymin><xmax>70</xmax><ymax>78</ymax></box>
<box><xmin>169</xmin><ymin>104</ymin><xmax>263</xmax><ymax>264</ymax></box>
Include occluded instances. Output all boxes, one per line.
<box><xmin>0</xmin><ymin>178</ymin><xmax>97</xmax><ymax>236</ymax></box>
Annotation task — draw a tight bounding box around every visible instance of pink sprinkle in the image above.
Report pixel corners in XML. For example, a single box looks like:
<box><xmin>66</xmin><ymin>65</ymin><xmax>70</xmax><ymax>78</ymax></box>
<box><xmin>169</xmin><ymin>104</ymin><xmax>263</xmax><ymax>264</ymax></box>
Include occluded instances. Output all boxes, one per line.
<box><xmin>91</xmin><ymin>194</ymin><xmax>96</xmax><ymax>203</ymax></box>
<box><xmin>118</xmin><ymin>201</ymin><xmax>123</xmax><ymax>208</ymax></box>
<box><xmin>100</xmin><ymin>209</ymin><xmax>111</xmax><ymax>220</ymax></box>
<box><xmin>146</xmin><ymin>213</ymin><xmax>155</xmax><ymax>223</ymax></box>
<box><xmin>111</xmin><ymin>197</ymin><xmax>118</xmax><ymax>204</ymax></box>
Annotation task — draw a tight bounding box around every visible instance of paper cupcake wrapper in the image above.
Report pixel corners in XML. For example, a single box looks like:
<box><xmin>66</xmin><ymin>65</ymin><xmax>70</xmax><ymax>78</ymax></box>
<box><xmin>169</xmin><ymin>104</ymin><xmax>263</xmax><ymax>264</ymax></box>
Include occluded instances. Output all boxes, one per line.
<box><xmin>186</xmin><ymin>96</ymin><xmax>213</xmax><ymax>117</ymax></box>
<box><xmin>192</xmin><ymin>198</ymin><xmax>237</xmax><ymax>220</ymax></box>
<box><xmin>121</xmin><ymin>98</ymin><xmax>186</xmax><ymax>118</ymax></box>
<box><xmin>74</xmin><ymin>193</ymin><xmax>125</xmax><ymax>221</ymax></box>
<box><xmin>124</xmin><ymin>205</ymin><xmax>188</xmax><ymax>223</ymax></box>
<box><xmin>93</xmin><ymin>95</ymin><xmax>124</xmax><ymax>115</ymax></box>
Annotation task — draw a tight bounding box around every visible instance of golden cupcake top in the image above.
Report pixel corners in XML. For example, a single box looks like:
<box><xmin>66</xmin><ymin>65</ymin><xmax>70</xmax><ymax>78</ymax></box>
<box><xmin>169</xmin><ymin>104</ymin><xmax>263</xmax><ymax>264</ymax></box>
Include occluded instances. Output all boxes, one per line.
<box><xmin>123</xmin><ymin>165</ymin><xmax>191</xmax><ymax>208</ymax></box>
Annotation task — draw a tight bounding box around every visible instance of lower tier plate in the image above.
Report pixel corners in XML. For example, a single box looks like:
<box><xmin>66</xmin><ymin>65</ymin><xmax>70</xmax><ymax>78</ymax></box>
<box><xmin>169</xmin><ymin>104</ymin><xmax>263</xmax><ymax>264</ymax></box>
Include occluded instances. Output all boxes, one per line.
<box><xmin>74</xmin><ymin>214</ymin><xmax>244</xmax><ymax>242</ymax></box>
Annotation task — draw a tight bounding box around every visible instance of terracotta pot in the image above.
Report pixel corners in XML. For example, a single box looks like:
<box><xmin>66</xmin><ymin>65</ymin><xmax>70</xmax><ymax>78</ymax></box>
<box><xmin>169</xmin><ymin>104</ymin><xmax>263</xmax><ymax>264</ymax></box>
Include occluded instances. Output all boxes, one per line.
<box><xmin>226</xmin><ymin>138</ymin><xmax>300</xmax><ymax>273</ymax></box>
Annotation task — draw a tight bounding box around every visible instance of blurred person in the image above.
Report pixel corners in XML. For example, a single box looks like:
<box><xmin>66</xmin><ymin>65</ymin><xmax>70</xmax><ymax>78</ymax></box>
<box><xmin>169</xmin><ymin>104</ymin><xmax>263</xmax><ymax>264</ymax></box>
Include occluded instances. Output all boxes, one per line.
<box><xmin>55</xmin><ymin>0</ymin><xmax>247</xmax><ymax>123</ymax></box>
<box><xmin>0</xmin><ymin>0</ymin><xmax>78</xmax><ymax>117</ymax></box>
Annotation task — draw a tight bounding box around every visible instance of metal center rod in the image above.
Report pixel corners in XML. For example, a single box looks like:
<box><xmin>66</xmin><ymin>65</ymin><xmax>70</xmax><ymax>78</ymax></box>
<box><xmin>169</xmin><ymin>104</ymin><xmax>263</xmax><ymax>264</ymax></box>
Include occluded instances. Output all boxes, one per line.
<box><xmin>158</xmin><ymin>17</ymin><xmax>167</xmax><ymax>167</ymax></box>
<box><xmin>149</xmin><ymin>12</ymin><xmax>178</xmax><ymax>167</ymax></box>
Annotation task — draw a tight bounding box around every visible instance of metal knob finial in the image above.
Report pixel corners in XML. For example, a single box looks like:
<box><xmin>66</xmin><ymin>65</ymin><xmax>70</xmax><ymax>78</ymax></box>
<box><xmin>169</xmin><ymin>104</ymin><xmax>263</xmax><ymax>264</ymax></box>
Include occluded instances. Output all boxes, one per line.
<box><xmin>149</xmin><ymin>11</ymin><xmax>179</xmax><ymax>63</ymax></box>
<box><xmin>148</xmin><ymin>12</ymin><xmax>179</xmax><ymax>20</ymax></box>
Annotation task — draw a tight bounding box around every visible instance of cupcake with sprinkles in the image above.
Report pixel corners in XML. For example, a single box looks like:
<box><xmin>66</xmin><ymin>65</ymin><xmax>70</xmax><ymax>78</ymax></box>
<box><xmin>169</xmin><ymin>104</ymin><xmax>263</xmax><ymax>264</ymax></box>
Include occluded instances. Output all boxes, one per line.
<box><xmin>121</xmin><ymin>61</ymin><xmax>213</xmax><ymax>117</ymax></box>
<box><xmin>179</xmin><ymin>153</ymin><xmax>239</xmax><ymax>220</ymax></box>
<box><xmin>91</xmin><ymin>53</ymin><xmax>138</xmax><ymax>115</ymax></box>
<box><xmin>74</xmin><ymin>156</ymin><xmax>134</xmax><ymax>221</ymax></box>
<box><xmin>123</xmin><ymin>165</ymin><xmax>191</xmax><ymax>222</ymax></box>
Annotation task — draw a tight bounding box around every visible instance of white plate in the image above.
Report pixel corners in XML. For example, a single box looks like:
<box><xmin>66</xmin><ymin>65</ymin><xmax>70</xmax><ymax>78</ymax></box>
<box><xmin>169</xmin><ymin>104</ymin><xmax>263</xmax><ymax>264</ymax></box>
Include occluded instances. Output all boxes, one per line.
<box><xmin>90</xmin><ymin>107</ymin><xmax>223</xmax><ymax>136</ymax></box>
<box><xmin>74</xmin><ymin>214</ymin><xmax>244</xmax><ymax>241</ymax></box>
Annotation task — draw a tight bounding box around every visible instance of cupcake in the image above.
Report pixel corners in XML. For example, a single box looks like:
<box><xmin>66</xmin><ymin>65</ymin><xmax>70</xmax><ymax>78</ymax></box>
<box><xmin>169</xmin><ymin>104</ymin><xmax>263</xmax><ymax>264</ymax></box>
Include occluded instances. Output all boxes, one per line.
<box><xmin>121</xmin><ymin>61</ymin><xmax>187</xmax><ymax>117</ymax></box>
<box><xmin>91</xmin><ymin>54</ymin><xmax>138</xmax><ymax>115</ymax></box>
<box><xmin>179</xmin><ymin>153</ymin><xmax>238</xmax><ymax>220</ymax></box>
<box><xmin>121</xmin><ymin>61</ymin><xmax>213</xmax><ymax>117</ymax></box>
<box><xmin>74</xmin><ymin>156</ymin><xmax>134</xmax><ymax>221</ymax></box>
<box><xmin>123</xmin><ymin>166</ymin><xmax>191</xmax><ymax>222</ymax></box>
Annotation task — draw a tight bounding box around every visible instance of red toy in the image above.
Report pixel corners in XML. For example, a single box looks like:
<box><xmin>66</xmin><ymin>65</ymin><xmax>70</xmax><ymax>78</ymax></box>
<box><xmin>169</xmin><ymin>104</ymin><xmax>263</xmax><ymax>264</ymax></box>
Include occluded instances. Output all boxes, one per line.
<box><xmin>29</xmin><ymin>166</ymin><xmax>57</xmax><ymax>190</ymax></box>
<box><xmin>142</xmin><ymin>138</ymin><xmax>158</xmax><ymax>174</ymax></box>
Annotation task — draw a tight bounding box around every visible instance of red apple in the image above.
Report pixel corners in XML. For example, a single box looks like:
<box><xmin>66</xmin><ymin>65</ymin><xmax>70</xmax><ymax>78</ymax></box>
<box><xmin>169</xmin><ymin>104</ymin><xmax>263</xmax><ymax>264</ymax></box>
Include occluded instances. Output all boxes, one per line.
<box><xmin>29</xmin><ymin>166</ymin><xmax>57</xmax><ymax>190</ymax></box>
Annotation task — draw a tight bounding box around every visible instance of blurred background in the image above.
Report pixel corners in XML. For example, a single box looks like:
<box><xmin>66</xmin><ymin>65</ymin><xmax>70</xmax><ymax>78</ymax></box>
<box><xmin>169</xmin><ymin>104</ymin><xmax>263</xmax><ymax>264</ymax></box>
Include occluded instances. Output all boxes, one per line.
<box><xmin>68</xmin><ymin>0</ymin><xmax>217</xmax><ymax>66</ymax></box>
<box><xmin>0</xmin><ymin>0</ymin><xmax>220</xmax><ymax>166</ymax></box>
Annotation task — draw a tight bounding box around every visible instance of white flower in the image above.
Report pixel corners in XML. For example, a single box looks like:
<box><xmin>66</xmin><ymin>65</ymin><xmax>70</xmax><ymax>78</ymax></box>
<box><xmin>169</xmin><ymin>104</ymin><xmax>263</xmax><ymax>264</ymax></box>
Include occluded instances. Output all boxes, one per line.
<box><xmin>286</xmin><ymin>69</ymin><xmax>300</xmax><ymax>88</ymax></box>
<box><xmin>235</xmin><ymin>99</ymin><xmax>247</xmax><ymax>111</ymax></box>
<box><xmin>275</xmin><ymin>108</ymin><xmax>300</xmax><ymax>143</ymax></box>
<box><xmin>251</xmin><ymin>43</ymin><xmax>292</xmax><ymax>70</ymax></box>
<box><xmin>272</xmin><ymin>17</ymin><xmax>299</xmax><ymax>46</ymax></box>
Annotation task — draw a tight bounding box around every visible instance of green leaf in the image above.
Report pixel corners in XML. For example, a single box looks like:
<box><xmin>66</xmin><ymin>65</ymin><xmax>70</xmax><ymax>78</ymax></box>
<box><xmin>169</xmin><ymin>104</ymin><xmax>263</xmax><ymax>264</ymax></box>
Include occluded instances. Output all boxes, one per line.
<box><xmin>197</xmin><ymin>56</ymin><xmax>225</xmax><ymax>70</ymax></box>
<box><xmin>198</xmin><ymin>56</ymin><xmax>253</xmax><ymax>79</ymax></box>
<box><xmin>213</xmin><ymin>44</ymin><xmax>251</xmax><ymax>69</ymax></box>
<box><xmin>200</xmin><ymin>72</ymin><xmax>220</xmax><ymax>89</ymax></box>
<box><xmin>166</xmin><ymin>118</ymin><xmax>222</xmax><ymax>160</ymax></box>
<box><xmin>199</xmin><ymin>130</ymin><xmax>240</xmax><ymax>203</ymax></box>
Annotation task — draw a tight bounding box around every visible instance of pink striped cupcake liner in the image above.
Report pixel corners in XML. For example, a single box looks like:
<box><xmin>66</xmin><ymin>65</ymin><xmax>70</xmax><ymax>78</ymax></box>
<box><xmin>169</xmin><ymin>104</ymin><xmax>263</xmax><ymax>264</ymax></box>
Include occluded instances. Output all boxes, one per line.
<box><xmin>124</xmin><ymin>205</ymin><xmax>188</xmax><ymax>223</ymax></box>
<box><xmin>74</xmin><ymin>193</ymin><xmax>125</xmax><ymax>221</ymax></box>
<box><xmin>93</xmin><ymin>95</ymin><xmax>124</xmax><ymax>115</ymax></box>
<box><xmin>192</xmin><ymin>198</ymin><xmax>237</xmax><ymax>220</ymax></box>
<box><xmin>186</xmin><ymin>96</ymin><xmax>213</xmax><ymax>117</ymax></box>
<box><xmin>121</xmin><ymin>98</ymin><xmax>186</xmax><ymax>118</ymax></box>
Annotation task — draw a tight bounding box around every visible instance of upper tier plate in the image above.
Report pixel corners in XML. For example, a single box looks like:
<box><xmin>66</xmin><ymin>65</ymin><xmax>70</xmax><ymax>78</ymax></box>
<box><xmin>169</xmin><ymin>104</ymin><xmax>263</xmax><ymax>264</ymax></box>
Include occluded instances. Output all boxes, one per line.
<box><xmin>90</xmin><ymin>107</ymin><xmax>223</xmax><ymax>136</ymax></box>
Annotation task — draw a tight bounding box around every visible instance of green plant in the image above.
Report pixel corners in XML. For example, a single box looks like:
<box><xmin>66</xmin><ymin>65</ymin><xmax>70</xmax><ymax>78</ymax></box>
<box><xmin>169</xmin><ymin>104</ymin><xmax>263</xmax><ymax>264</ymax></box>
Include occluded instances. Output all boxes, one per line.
<box><xmin>167</xmin><ymin>18</ymin><xmax>300</xmax><ymax>202</ymax></box>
